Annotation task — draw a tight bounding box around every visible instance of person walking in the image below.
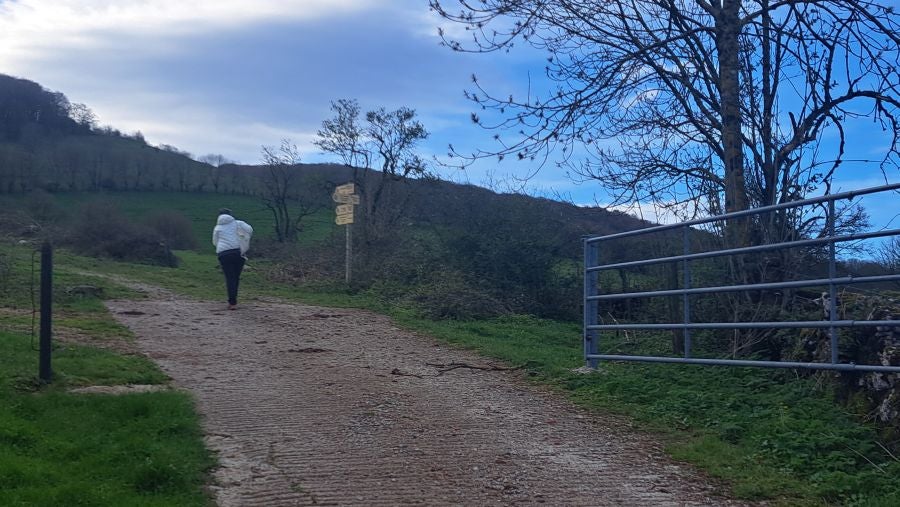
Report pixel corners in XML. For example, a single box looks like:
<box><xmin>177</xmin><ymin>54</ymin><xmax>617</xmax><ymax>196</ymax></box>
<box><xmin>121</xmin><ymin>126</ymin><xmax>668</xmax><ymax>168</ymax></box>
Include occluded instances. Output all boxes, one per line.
<box><xmin>212</xmin><ymin>208</ymin><xmax>253</xmax><ymax>310</ymax></box>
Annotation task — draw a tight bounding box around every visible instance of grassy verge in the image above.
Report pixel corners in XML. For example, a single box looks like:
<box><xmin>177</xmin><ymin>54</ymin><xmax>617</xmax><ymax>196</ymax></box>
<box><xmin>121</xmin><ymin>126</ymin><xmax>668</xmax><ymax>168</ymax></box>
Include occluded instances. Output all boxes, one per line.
<box><xmin>0</xmin><ymin>245</ymin><xmax>214</xmax><ymax>506</ymax></box>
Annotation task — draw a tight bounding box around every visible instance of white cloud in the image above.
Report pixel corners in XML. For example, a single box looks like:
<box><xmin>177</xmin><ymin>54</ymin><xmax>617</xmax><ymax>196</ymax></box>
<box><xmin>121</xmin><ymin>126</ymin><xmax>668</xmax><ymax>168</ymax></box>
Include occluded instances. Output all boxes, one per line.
<box><xmin>0</xmin><ymin>0</ymin><xmax>398</xmax><ymax>164</ymax></box>
<box><xmin>0</xmin><ymin>0</ymin><xmax>376</xmax><ymax>64</ymax></box>
<box><xmin>0</xmin><ymin>0</ymin><xmax>535</xmax><ymax>170</ymax></box>
<box><xmin>599</xmin><ymin>199</ymin><xmax>714</xmax><ymax>225</ymax></box>
<box><xmin>601</xmin><ymin>202</ymin><xmax>679</xmax><ymax>224</ymax></box>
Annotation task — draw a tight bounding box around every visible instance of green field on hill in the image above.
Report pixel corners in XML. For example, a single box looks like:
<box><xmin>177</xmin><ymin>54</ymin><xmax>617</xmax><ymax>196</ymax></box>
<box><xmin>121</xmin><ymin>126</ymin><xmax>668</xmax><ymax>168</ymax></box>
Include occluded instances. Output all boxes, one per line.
<box><xmin>0</xmin><ymin>191</ymin><xmax>336</xmax><ymax>249</ymax></box>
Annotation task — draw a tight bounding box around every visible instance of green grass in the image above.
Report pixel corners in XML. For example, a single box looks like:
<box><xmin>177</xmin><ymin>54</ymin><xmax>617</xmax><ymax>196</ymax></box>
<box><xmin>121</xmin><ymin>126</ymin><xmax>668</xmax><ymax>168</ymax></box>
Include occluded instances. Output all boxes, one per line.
<box><xmin>54</xmin><ymin>246</ymin><xmax>377</xmax><ymax>310</ymax></box>
<box><xmin>0</xmin><ymin>243</ymin><xmax>214</xmax><ymax>506</ymax></box>
<box><xmin>0</xmin><ymin>246</ymin><xmax>140</xmax><ymax>310</ymax></box>
<box><xmin>0</xmin><ymin>327</ymin><xmax>213</xmax><ymax>506</ymax></box>
<box><xmin>0</xmin><ymin>390</ymin><xmax>213</xmax><ymax>506</ymax></box>
<box><xmin>0</xmin><ymin>190</ymin><xmax>337</xmax><ymax>249</ymax></box>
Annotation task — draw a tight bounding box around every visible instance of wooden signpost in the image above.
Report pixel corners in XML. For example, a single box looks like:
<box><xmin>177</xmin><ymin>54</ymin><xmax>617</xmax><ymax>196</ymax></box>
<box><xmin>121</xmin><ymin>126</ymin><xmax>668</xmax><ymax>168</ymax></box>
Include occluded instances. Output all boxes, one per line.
<box><xmin>332</xmin><ymin>183</ymin><xmax>357</xmax><ymax>283</ymax></box>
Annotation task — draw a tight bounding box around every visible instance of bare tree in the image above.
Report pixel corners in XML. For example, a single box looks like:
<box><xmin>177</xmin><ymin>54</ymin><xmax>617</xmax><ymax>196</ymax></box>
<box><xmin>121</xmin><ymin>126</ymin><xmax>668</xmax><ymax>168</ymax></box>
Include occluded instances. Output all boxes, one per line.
<box><xmin>877</xmin><ymin>237</ymin><xmax>900</xmax><ymax>274</ymax></box>
<box><xmin>315</xmin><ymin>100</ymin><xmax>429</xmax><ymax>244</ymax></box>
<box><xmin>261</xmin><ymin>140</ymin><xmax>321</xmax><ymax>242</ymax></box>
<box><xmin>199</xmin><ymin>153</ymin><xmax>230</xmax><ymax>167</ymax></box>
<box><xmin>315</xmin><ymin>99</ymin><xmax>369</xmax><ymax>176</ymax></box>
<box><xmin>431</xmin><ymin>0</ymin><xmax>900</xmax><ymax>246</ymax></box>
<box><xmin>365</xmin><ymin>107</ymin><xmax>429</xmax><ymax>228</ymax></box>
<box><xmin>199</xmin><ymin>153</ymin><xmax>234</xmax><ymax>193</ymax></box>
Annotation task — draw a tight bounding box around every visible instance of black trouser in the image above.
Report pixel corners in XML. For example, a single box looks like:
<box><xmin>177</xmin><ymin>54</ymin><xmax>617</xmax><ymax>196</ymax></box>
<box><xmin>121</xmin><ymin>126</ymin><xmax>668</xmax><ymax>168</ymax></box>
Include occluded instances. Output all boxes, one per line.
<box><xmin>218</xmin><ymin>249</ymin><xmax>245</xmax><ymax>305</ymax></box>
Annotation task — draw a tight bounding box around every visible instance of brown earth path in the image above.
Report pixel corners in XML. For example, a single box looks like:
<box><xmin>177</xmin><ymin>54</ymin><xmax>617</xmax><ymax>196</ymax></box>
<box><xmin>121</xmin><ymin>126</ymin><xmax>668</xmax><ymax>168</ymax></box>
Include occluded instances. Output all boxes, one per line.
<box><xmin>105</xmin><ymin>284</ymin><xmax>751</xmax><ymax>506</ymax></box>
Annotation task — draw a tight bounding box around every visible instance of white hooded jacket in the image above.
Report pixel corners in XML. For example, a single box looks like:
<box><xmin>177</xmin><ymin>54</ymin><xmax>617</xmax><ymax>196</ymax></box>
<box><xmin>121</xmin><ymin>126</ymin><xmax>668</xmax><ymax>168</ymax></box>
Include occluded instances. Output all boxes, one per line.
<box><xmin>213</xmin><ymin>214</ymin><xmax>253</xmax><ymax>254</ymax></box>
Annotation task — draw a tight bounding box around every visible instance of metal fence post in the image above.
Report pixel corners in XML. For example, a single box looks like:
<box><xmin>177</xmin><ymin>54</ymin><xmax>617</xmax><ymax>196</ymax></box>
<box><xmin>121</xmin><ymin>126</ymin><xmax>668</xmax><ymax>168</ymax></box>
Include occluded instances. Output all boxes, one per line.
<box><xmin>827</xmin><ymin>199</ymin><xmax>838</xmax><ymax>364</ymax></box>
<box><xmin>682</xmin><ymin>225</ymin><xmax>692</xmax><ymax>359</ymax></box>
<box><xmin>584</xmin><ymin>238</ymin><xmax>600</xmax><ymax>368</ymax></box>
<box><xmin>39</xmin><ymin>241</ymin><xmax>53</xmax><ymax>383</ymax></box>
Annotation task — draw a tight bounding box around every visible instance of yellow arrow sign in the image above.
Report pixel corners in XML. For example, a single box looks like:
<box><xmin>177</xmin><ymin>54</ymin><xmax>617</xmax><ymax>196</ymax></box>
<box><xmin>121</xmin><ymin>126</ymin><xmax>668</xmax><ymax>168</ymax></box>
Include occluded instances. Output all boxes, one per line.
<box><xmin>335</xmin><ymin>204</ymin><xmax>354</xmax><ymax>215</ymax></box>
<box><xmin>334</xmin><ymin>182</ymin><xmax>355</xmax><ymax>195</ymax></box>
<box><xmin>332</xmin><ymin>193</ymin><xmax>360</xmax><ymax>204</ymax></box>
<box><xmin>335</xmin><ymin>214</ymin><xmax>354</xmax><ymax>225</ymax></box>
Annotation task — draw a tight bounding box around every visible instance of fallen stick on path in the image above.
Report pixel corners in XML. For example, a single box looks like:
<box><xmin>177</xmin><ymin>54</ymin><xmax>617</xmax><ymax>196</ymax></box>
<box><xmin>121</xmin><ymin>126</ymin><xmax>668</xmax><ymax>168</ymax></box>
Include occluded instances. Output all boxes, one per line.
<box><xmin>425</xmin><ymin>362</ymin><xmax>526</xmax><ymax>376</ymax></box>
<box><xmin>390</xmin><ymin>368</ymin><xmax>423</xmax><ymax>378</ymax></box>
<box><xmin>390</xmin><ymin>362</ymin><xmax>528</xmax><ymax>379</ymax></box>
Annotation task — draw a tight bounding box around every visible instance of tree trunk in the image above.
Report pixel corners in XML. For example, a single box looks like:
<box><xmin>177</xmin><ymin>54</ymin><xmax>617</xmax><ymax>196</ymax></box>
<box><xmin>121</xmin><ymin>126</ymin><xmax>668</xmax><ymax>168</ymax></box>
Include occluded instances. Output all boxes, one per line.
<box><xmin>716</xmin><ymin>0</ymin><xmax>750</xmax><ymax>247</ymax></box>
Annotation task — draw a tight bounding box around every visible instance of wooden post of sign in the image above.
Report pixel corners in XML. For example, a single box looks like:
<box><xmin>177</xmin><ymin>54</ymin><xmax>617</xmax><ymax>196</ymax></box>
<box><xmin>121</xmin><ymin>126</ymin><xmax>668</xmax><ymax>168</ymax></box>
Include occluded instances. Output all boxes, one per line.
<box><xmin>345</xmin><ymin>220</ymin><xmax>352</xmax><ymax>284</ymax></box>
<box><xmin>333</xmin><ymin>182</ymin><xmax>357</xmax><ymax>285</ymax></box>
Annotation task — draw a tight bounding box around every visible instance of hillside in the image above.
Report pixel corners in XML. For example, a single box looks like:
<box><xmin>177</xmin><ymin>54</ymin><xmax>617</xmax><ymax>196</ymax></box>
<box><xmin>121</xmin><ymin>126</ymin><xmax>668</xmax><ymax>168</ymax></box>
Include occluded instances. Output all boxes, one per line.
<box><xmin>0</xmin><ymin>73</ymin><xmax>647</xmax><ymax>237</ymax></box>
<box><xmin>230</xmin><ymin>161</ymin><xmax>650</xmax><ymax>243</ymax></box>
<box><xmin>0</xmin><ymin>73</ymin><xmax>212</xmax><ymax>193</ymax></box>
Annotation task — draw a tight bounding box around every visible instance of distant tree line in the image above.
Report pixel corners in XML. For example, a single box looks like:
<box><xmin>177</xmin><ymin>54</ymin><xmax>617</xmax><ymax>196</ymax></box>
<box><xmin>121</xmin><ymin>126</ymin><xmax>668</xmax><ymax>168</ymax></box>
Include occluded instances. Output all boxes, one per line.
<box><xmin>0</xmin><ymin>73</ymin><xmax>262</xmax><ymax>195</ymax></box>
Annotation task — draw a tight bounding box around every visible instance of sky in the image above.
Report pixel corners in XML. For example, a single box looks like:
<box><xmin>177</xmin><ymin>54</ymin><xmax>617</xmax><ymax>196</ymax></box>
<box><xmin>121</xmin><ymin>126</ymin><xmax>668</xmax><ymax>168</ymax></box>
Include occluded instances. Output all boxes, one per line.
<box><xmin>0</xmin><ymin>0</ymin><xmax>897</xmax><ymax>228</ymax></box>
<box><xmin>0</xmin><ymin>0</ymin><xmax>540</xmax><ymax>188</ymax></box>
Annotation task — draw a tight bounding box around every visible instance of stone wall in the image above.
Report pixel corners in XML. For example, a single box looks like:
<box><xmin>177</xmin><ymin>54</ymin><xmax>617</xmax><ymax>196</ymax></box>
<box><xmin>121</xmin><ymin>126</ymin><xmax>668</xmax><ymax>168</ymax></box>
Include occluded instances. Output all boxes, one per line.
<box><xmin>791</xmin><ymin>293</ymin><xmax>899</xmax><ymax>427</ymax></box>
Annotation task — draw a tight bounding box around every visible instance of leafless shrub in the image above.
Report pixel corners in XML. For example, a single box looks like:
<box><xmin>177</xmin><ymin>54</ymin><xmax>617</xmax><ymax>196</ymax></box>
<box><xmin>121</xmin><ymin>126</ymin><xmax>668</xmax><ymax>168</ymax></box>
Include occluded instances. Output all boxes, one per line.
<box><xmin>399</xmin><ymin>269</ymin><xmax>509</xmax><ymax>320</ymax></box>
<box><xmin>143</xmin><ymin>210</ymin><xmax>197</xmax><ymax>250</ymax></box>
<box><xmin>65</xmin><ymin>201</ymin><xmax>178</xmax><ymax>267</ymax></box>
<box><xmin>877</xmin><ymin>237</ymin><xmax>900</xmax><ymax>275</ymax></box>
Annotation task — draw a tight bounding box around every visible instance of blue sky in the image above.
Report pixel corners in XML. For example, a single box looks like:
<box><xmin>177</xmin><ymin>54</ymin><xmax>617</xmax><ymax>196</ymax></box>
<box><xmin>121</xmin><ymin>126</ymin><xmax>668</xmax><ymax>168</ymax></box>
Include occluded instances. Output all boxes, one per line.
<box><xmin>0</xmin><ymin>0</ymin><xmax>896</xmax><ymax>227</ymax></box>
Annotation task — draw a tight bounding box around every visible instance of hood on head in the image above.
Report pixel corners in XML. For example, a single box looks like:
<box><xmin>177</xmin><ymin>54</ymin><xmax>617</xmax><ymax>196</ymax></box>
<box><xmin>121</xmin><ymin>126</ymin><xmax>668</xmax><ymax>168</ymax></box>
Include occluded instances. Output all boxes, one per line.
<box><xmin>217</xmin><ymin>214</ymin><xmax>235</xmax><ymax>226</ymax></box>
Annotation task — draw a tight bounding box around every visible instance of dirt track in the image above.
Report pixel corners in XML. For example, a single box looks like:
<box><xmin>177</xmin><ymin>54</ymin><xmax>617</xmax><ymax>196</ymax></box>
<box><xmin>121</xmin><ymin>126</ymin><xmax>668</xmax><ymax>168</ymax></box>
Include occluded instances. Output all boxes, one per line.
<box><xmin>106</xmin><ymin>287</ymin><xmax>748</xmax><ymax>506</ymax></box>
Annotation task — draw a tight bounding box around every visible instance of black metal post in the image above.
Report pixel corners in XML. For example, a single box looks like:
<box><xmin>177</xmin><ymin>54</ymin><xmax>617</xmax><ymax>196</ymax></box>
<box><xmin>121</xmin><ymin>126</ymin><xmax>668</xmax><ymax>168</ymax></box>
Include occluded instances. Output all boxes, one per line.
<box><xmin>39</xmin><ymin>241</ymin><xmax>52</xmax><ymax>383</ymax></box>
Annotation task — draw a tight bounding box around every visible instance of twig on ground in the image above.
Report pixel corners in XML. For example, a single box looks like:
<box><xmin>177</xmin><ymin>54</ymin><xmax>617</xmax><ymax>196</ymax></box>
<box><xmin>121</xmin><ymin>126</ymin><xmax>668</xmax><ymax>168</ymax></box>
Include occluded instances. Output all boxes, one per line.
<box><xmin>390</xmin><ymin>362</ymin><xmax>528</xmax><ymax>379</ymax></box>
<box><xmin>843</xmin><ymin>443</ymin><xmax>887</xmax><ymax>474</ymax></box>
<box><xmin>424</xmin><ymin>362</ymin><xmax>526</xmax><ymax>376</ymax></box>
<box><xmin>876</xmin><ymin>440</ymin><xmax>899</xmax><ymax>463</ymax></box>
<box><xmin>390</xmin><ymin>368</ymin><xmax>423</xmax><ymax>378</ymax></box>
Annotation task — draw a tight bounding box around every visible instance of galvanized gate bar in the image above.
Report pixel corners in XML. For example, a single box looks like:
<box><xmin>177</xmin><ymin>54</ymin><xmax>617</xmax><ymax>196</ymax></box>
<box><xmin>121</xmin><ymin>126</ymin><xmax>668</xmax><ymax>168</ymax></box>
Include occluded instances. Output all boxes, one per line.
<box><xmin>583</xmin><ymin>182</ymin><xmax>900</xmax><ymax>371</ymax></box>
<box><xmin>588</xmin><ymin>320</ymin><xmax>899</xmax><ymax>330</ymax></box>
<box><xmin>827</xmin><ymin>200</ymin><xmax>839</xmax><ymax>364</ymax></box>
<box><xmin>588</xmin><ymin>274</ymin><xmax>900</xmax><ymax>301</ymax></box>
<box><xmin>586</xmin><ymin>182</ymin><xmax>900</xmax><ymax>244</ymax></box>
<box><xmin>588</xmin><ymin>228</ymin><xmax>900</xmax><ymax>273</ymax></box>
<box><xmin>586</xmin><ymin>355</ymin><xmax>900</xmax><ymax>373</ymax></box>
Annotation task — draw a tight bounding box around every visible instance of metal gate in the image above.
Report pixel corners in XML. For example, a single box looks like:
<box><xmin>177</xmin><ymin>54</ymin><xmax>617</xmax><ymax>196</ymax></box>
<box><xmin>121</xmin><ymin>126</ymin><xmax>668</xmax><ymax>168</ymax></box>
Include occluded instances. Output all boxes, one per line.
<box><xmin>583</xmin><ymin>183</ymin><xmax>900</xmax><ymax>372</ymax></box>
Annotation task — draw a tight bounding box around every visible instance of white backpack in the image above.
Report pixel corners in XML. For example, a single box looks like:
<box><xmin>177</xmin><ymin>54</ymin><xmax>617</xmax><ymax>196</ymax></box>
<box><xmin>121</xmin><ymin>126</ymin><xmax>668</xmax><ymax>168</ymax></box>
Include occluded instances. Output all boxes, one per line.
<box><xmin>236</xmin><ymin>222</ymin><xmax>252</xmax><ymax>255</ymax></box>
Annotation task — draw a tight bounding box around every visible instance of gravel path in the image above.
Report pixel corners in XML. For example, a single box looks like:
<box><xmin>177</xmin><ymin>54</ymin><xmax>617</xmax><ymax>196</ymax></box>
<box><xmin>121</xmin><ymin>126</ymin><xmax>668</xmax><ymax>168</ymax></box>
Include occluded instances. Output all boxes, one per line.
<box><xmin>106</xmin><ymin>289</ymin><xmax>750</xmax><ymax>506</ymax></box>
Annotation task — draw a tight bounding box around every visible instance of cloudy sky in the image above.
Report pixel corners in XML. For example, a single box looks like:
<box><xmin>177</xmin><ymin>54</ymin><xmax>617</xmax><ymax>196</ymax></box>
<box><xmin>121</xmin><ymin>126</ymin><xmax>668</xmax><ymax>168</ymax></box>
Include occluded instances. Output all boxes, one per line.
<box><xmin>0</xmin><ymin>0</ymin><xmax>896</xmax><ymax>225</ymax></box>
<box><xmin>0</xmin><ymin>2</ymin><xmax>472</xmax><ymax>159</ymax></box>
<box><xmin>0</xmin><ymin>0</ymin><xmax>551</xmax><ymax>189</ymax></box>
